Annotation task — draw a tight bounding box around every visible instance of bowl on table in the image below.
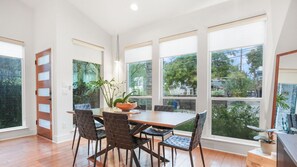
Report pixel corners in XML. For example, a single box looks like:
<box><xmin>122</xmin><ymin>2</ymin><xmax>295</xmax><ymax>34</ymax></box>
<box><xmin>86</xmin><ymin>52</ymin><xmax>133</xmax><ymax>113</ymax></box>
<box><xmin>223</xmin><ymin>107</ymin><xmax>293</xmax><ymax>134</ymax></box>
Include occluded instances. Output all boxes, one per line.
<box><xmin>116</xmin><ymin>102</ymin><xmax>137</xmax><ymax>112</ymax></box>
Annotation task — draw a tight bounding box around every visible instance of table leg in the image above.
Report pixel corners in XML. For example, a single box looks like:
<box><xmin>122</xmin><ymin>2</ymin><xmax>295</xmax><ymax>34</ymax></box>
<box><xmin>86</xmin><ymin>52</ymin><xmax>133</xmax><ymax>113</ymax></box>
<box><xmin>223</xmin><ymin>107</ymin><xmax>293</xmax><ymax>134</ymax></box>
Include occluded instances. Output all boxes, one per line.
<box><xmin>139</xmin><ymin>145</ymin><xmax>169</xmax><ymax>162</ymax></box>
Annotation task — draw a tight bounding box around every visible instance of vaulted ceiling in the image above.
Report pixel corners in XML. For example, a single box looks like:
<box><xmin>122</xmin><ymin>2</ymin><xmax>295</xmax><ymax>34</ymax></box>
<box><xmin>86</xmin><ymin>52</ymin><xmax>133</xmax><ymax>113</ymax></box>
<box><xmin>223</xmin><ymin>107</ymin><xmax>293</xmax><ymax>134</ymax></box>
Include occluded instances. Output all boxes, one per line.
<box><xmin>19</xmin><ymin>0</ymin><xmax>228</xmax><ymax>35</ymax></box>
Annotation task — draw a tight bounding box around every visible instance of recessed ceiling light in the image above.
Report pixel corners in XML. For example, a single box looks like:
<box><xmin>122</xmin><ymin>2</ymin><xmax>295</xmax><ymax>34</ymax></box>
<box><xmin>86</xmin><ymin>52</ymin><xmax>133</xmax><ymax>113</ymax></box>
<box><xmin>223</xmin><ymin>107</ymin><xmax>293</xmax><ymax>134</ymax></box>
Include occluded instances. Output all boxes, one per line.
<box><xmin>130</xmin><ymin>3</ymin><xmax>138</xmax><ymax>11</ymax></box>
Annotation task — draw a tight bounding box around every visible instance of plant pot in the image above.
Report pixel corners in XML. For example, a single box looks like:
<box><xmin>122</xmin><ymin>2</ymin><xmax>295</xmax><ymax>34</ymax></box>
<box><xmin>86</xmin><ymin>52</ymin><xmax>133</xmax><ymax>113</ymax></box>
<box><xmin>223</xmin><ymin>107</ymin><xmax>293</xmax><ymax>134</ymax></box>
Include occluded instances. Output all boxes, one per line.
<box><xmin>260</xmin><ymin>140</ymin><xmax>276</xmax><ymax>155</ymax></box>
<box><xmin>116</xmin><ymin>102</ymin><xmax>137</xmax><ymax>112</ymax></box>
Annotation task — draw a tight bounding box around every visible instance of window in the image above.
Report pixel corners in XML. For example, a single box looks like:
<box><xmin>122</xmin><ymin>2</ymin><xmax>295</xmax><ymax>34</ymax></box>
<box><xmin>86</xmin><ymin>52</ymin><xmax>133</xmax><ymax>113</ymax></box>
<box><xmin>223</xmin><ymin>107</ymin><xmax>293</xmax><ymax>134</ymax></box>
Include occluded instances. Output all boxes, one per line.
<box><xmin>125</xmin><ymin>43</ymin><xmax>152</xmax><ymax>110</ymax></box>
<box><xmin>73</xmin><ymin>60</ymin><xmax>101</xmax><ymax>108</ymax></box>
<box><xmin>0</xmin><ymin>40</ymin><xmax>24</xmax><ymax>130</ymax></box>
<box><xmin>160</xmin><ymin>32</ymin><xmax>197</xmax><ymax>132</ymax></box>
<box><xmin>209</xmin><ymin>17</ymin><xmax>266</xmax><ymax>140</ymax></box>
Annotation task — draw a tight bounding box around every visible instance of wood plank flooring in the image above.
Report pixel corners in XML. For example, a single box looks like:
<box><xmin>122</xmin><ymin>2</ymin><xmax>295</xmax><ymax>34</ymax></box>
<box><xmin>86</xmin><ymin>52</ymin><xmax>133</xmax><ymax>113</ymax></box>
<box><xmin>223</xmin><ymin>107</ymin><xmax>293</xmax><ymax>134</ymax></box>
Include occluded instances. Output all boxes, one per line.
<box><xmin>0</xmin><ymin>135</ymin><xmax>246</xmax><ymax>167</ymax></box>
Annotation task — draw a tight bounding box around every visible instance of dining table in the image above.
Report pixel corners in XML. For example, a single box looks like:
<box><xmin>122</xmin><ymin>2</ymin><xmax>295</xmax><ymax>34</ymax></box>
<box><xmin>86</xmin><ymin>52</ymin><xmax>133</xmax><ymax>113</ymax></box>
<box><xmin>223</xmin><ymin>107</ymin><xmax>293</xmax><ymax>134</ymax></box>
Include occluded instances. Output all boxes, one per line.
<box><xmin>67</xmin><ymin>108</ymin><xmax>196</xmax><ymax>164</ymax></box>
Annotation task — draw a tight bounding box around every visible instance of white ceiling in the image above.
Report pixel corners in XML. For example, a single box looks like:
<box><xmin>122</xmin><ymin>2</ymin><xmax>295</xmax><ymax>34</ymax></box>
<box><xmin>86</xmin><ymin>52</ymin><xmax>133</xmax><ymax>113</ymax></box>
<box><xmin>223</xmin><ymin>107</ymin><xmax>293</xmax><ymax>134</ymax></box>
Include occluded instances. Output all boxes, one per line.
<box><xmin>19</xmin><ymin>0</ymin><xmax>228</xmax><ymax>35</ymax></box>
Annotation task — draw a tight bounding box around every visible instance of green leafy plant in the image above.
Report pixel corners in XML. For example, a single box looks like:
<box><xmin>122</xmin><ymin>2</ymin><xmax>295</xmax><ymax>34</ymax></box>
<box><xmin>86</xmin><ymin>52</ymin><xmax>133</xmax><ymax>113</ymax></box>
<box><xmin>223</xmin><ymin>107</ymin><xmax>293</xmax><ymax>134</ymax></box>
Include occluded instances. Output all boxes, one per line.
<box><xmin>88</xmin><ymin>77</ymin><xmax>124</xmax><ymax>108</ymax></box>
<box><xmin>113</xmin><ymin>91</ymin><xmax>135</xmax><ymax>107</ymax></box>
<box><xmin>276</xmin><ymin>93</ymin><xmax>290</xmax><ymax>110</ymax></box>
<box><xmin>247</xmin><ymin>125</ymin><xmax>276</xmax><ymax>144</ymax></box>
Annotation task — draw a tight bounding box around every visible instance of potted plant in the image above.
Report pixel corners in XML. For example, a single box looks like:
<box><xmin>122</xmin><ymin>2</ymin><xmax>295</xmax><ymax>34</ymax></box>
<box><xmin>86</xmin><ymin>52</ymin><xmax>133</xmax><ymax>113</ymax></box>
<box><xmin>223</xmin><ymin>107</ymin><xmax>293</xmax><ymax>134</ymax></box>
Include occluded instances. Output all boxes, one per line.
<box><xmin>88</xmin><ymin>77</ymin><xmax>136</xmax><ymax>111</ymax></box>
<box><xmin>247</xmin><ymin>125</ymin><xmax>277</xmax><ymax>155</ymax></box>
<box><xmin>113</xmin><ymin>91</ymin><xmax>137</xmax><ymax>111</ymax></box>
<box><xmin>88</xmin><ymin>77</ymin><xmax>123</xmax><ymax>108</ymax></box>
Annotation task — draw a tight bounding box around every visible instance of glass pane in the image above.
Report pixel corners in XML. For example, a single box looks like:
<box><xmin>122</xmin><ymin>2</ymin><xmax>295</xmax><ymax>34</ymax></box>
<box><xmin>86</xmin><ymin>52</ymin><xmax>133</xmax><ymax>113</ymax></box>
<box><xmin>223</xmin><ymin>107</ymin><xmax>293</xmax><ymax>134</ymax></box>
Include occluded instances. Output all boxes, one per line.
<box><xmin>38</xmin><ymin>71</ymin><xmax>50</xmax><ymax>81</ymax></box>
<box><xmin>275</xmin><ymin>84</ymin><xmax>297</xmax><ymax>131</ymax></box>
<box><xmin>163</xmin><ymin>99</ymin><xmax>196</xmax><ymax>132</ymax></box>
<box><xmin>211</xmin><ymin>45</ymin><xmax>263</xmax><ymax>98</ymax></box>
<box><xmin>38</xmin><ymin>88</ymin><xmax>50</xmax><ymax>97</ymax></box>
<box><xmin>163</xmin><ymin>99</ymin><xmax>196</xmax><ymax>113</ymax></box>
<box><xmin>39</xmin><ymin>119</ymin><xmax>50</xmax><ymax>129</ymax></box>
<box><xmin>73</xmin><ymin>60</ymin><xmax>100</xmax><ymax>108</ymax></box>
<box><xmin>38</xmin><ymin>54</ymin><xmax>49</xmax><ymax>66</ymax></box>
<box><xmin>163</xmin><ymin>54</ymin><xmax>197</xmax><ymax>97</ymax></box>
<box><xmin>0</xmin><ymin>56</ymin><xmax>22</xmax><ymax>129</ymax></box>
<box><xmin>130</xmin><ymin>98</ymin><xmax>152</xmax><ymax>110</ymax></box>
<box><xmin>212</xmin><ymin>100</ymin><xmax>259</xmax><ymax>140</ymax></box>
<box><xmin>39</xmin><ymin>104</ymin><xmax>50</xmax><ymax>113</ymax></box>
<box><xmin>127</xmin><ymin>60</ymin><xmax>152</xmax><ymax>96</ymax></box>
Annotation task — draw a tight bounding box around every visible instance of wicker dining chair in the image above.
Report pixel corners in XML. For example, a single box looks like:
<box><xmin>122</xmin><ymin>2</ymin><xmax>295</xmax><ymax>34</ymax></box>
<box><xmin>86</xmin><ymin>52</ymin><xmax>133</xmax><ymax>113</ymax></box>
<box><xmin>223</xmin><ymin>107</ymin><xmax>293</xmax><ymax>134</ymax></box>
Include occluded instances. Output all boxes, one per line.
<box><xmin>72</xmin><ymin>103</ymin><xmax>104</xmax><ymax>155</ymax></box>
<box><xmin>158</xmin><ymin>111</ymin><xmax>207</xmax><ymax>167</ymax></box>
<box><xmin>139</xmin><ymin>105</ymin><xmax>175</xmax><ymax>158</ymax></box>
<box><xmin>73</xmin><ymin>110</ymin><xmax>106</xmax><ymax>167</ymax></box>
<box><xmin>102</xmin><ymin>112</ymin><xmax>153</xmax><ymax>167</ymax></box>
<box><xmin>287</xmin><ymin>113</ymin><xmax>297</xmax><ymax>134</ymax></box>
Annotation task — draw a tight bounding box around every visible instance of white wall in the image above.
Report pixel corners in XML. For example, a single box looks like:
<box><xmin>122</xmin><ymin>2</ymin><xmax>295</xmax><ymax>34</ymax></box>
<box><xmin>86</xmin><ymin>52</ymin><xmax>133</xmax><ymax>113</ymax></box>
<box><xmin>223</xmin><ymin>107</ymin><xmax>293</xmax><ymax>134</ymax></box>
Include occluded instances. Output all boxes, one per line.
<box><xmin>0</xmin><ymin>0</ymin><xmax>35</xmax><ymax>140</ymax></box>
<box><xmin>276</xmin><ymin>0</ymin><xmax>297</xmax><ymax>54</ymax></box>
<box><xmin>118</xmin><ymin>0</ymin><xmax>288</xmax><ymax>155</ymax></box>
<box><xmin>53</xmin><ymin>0</ymin><xmax>112</xmax><ymax>142</ymax></box>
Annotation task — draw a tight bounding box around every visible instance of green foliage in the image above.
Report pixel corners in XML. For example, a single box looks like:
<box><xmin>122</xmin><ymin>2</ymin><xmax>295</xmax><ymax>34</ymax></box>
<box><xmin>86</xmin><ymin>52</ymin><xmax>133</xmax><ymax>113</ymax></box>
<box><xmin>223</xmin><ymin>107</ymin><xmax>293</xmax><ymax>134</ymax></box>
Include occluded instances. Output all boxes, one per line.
<box><xmin>0</xmin><ymin>56</ymin><xmax>22</xmax><ymax>129</ymax></box>
<box><xmin>276</xmin><ymin>93</ymin><xmax>290</xmax><ymax>110</ymax></box>
<box><xmin>212</xmin><ymin>101</ymin><xmax>259</xmax><ymax>140</ymax></box>
<box><xmin>73</xmin><ymin>60</ymin><xmax>100</xmax><ymax>107</ymax></box>
<box><xmin>163</xmin><ymin>54</ymin><xmax>197</xmax><ymax>95</ymax></box>
<box><xmin>113</xmin><ymin>91</ymin><xmax>135</xmax><ymax>107</ymax></box>
<box><xmin>225</xmin><ymin>71</ymin><xmax>252</xmax><ymax>97</ymax></box>
<box><xmin>128</xmin><ymin>61</ymin><xmax>152</xmax><ymax>95</ymax></box>
<box><xmin>211</xmin><ymin>52</ymin><xmax>233</xmax><ymax>79</ymax></box>
<box><xmin>247</xmin><ymin>46</ymin><xmax>263</xmax><ymax>79</ymax></box>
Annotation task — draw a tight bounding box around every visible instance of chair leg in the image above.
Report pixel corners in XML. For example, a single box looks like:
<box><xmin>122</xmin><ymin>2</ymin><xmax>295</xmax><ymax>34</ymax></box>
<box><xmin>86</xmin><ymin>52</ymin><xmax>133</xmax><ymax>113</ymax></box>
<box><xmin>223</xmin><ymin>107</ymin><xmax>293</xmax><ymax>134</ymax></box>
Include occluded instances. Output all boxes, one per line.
<box><xmin>130</xmin><ymin>150</ymin><xmax>133</xmax><ymax>167</ymax></box>
<box><xmin>162</xmin><ymin>136</ymin><xmax>165</xmax><ymax>158</ymax></box>
<box><xmin>71</xmin><ymin>125</ymin><xmax>77</xmax><ymax>149</ymax></box>
<box><xmin>99</xmin><ymin>139</ymin><xmax>102</xmax><ymax>151</ymax></box>
<box><xmin>199</xmin><ymin>142</ymin><xmax>205</xmax><ymax>167</ymax></box>
<box><xmin>117</xmin><ymin>148</ymin><xmax>121</xmax><ymax>162</ymax></box>
<box><xmin>171</xmin><ymin>148</ymin><xmax>174</xmax><ymax>167</ymax></box>
<box><xmin>139</xmin><ymin>133</ymin><xmax>142</xmax><ymax>158</ymax></box>
<box><xmin>152</xmin><ymin>136</ymin><xmax>154</xmax><ymax>150</ymax></box>
<box><xmin>126</xmin><ymin>149</ymin><xmax>128</xmax><ymax>165</ymax></box>
<box><xmin>189</xmin><ymin>151</ymin><xmax>194</xmax><ymax>167</ymax></box>
<box><xmin>149</xmin><ymin>141</ymin><xmax>153</xmax><ymax>167</ymax></box>
<box><xmin>73</xmin><ymin>136</ymin><xmax>81</xmax><ymax>167</ymax></box>
<box><xmin>88</xmin><ymin>140</ymin><xmax>90</xmax><ymax>155</ymax></box>
<box><xmin>158</xmin><ymin>143</ymin><xmax>161</xmax><ymax>167</ymax></box>
<box><xmin>94</xmin><ymin>140</ymin><xmax>98</xmax><ymax>167</ymax></box>
<box><xmin>172</xmin><ymin>131</ymin><xmax>177</xmax><ymax>154</ymax></box>
<box><xmin>103</xmin><ymin>144</ymin><xmax>109</xmax><ymax>167</ymax></box>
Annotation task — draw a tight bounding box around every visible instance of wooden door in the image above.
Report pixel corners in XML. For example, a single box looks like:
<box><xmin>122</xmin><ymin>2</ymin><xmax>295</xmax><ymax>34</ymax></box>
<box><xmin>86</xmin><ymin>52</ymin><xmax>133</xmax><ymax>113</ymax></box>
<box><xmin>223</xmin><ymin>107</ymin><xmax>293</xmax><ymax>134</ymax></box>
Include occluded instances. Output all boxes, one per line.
<box><xmin>35</xmin><ymin>49</ymin><xmax>52</xmax><ymax>140</ymax></box>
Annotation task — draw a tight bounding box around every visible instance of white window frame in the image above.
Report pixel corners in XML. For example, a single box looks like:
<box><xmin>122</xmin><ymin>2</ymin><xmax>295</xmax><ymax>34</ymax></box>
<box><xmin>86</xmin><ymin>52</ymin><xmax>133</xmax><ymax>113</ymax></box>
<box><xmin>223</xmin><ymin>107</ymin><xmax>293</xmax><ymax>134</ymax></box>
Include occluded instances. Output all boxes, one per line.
<box><xmin>0</xmin><ymin>37</ymin><xmax>26</xmax><ymax>132</ymax></box>
<box><xmin>125</xmin><ymin>43</ymin><xmax>153</xmax><ymax>109</ymax></box>
<box><xmin>207</xmin><ymin>17</ymin><xmax>267</xmax><ymax>143</ymax></box>
<box><xmin>159</xmin><ymin>32</ymin><xmax>198</xmax><ymax>113</ymax></box>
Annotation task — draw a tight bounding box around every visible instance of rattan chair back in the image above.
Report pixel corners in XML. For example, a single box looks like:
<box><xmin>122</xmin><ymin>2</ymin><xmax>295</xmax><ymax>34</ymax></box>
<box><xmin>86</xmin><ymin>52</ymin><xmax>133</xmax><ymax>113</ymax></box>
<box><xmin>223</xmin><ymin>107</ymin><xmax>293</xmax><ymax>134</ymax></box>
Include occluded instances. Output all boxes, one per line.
<box><xmin>103</xmin><ymin>112</ymin><xmax>134</xmax><ymax>149</ymax></box>
<box><xmin>75</xmin><ymin>110</ymin><xmax>98</xmax><ymax>140</ymax></box>
<box><xmin>154</xmin><ymin>105</ymin><xmax>174</xmax><ymax>112</ymax></box>
<box><xmin>189</xmin><ymin>111</ymin><xmax>207</xmax><ymax>150</ymax></box>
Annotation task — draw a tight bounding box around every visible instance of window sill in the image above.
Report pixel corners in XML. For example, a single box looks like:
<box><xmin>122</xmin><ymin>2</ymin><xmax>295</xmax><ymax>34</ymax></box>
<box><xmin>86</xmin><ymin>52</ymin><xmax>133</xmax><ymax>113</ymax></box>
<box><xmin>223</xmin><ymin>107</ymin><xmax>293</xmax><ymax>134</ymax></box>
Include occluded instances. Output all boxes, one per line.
<box><xmin>0</xmin><ymin>126</ymin><xmax>29</xmax><ymax>133</ymax></box>
<box><xmin>174</xmin><ymin>130</ymin><xmax>259</xmax><ymax>147</ymax></box>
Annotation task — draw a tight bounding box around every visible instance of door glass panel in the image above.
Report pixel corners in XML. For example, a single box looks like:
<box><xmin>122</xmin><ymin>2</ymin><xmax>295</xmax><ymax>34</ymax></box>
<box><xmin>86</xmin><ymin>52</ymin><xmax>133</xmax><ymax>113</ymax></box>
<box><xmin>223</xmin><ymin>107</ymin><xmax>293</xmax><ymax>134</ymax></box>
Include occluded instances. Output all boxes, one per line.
<box><xmin>38</xmin><ymin>88</ymin><xmax>50</xmax><ymax>97</ymax></box>
<box><xmin>38</xmin><ymin>71</ymin><xmax>50</xmax><ymax>81</ymax></box>
<box><xmin>38</xmin><ymin>55</ymin><xmax>49</xmax><ymax>66</ymax></box>
<box><xmin>39</xmin><ymin>104</ymin><xmax>50</xmax><ymax>113</ymax></box>
<box><xmin>39</xmin><ymin>119</ymin><xmax>50</xmax><ymax>129</ymax></box>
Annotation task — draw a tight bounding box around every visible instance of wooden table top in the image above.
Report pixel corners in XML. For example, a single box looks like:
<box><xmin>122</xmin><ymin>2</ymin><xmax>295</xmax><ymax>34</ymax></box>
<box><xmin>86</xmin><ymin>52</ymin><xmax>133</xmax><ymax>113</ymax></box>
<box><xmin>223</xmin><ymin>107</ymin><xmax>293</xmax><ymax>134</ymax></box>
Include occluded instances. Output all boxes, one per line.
<box><xmin>67</xmin><ymin>108</ymin><xmax>196</xmax><ymax>128</ymax></box>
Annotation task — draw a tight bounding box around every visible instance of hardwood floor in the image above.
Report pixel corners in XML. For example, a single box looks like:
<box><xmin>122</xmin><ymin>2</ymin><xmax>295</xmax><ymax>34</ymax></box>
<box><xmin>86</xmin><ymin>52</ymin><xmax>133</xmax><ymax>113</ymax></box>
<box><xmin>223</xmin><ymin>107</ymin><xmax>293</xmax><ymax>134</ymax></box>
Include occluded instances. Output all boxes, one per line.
<box><xmin>0</xmin><ymin>135</ymin><xmax>246</xmax><ymax>167</ymax></box>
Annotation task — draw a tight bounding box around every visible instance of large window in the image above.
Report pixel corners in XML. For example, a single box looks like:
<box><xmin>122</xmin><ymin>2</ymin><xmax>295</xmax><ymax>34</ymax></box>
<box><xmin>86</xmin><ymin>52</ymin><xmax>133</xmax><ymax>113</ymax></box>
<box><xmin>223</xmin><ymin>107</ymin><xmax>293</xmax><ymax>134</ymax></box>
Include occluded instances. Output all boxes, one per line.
<box><xmin>73</xmin><ymin>60</ymin><xmax>101</xmax><ymax>108</ymax></box>
<box><xmin>125</xmin><ymin>43</ymin><xmax>152</xmax><ymax>110</ymax></box>
<box><xmin>160</xmin><ymin>32</ymin><xmax>197</xmax><ymax>132</ymax></box>
<box><xmin>209</xmin><ymin>19</ymin><xmax>265</xmax><ymax>140</ymax></box>
<box><xmin>0</xmin><ymin>40</ymin><xmax>24</xmax><ymax>130</ymax></box>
